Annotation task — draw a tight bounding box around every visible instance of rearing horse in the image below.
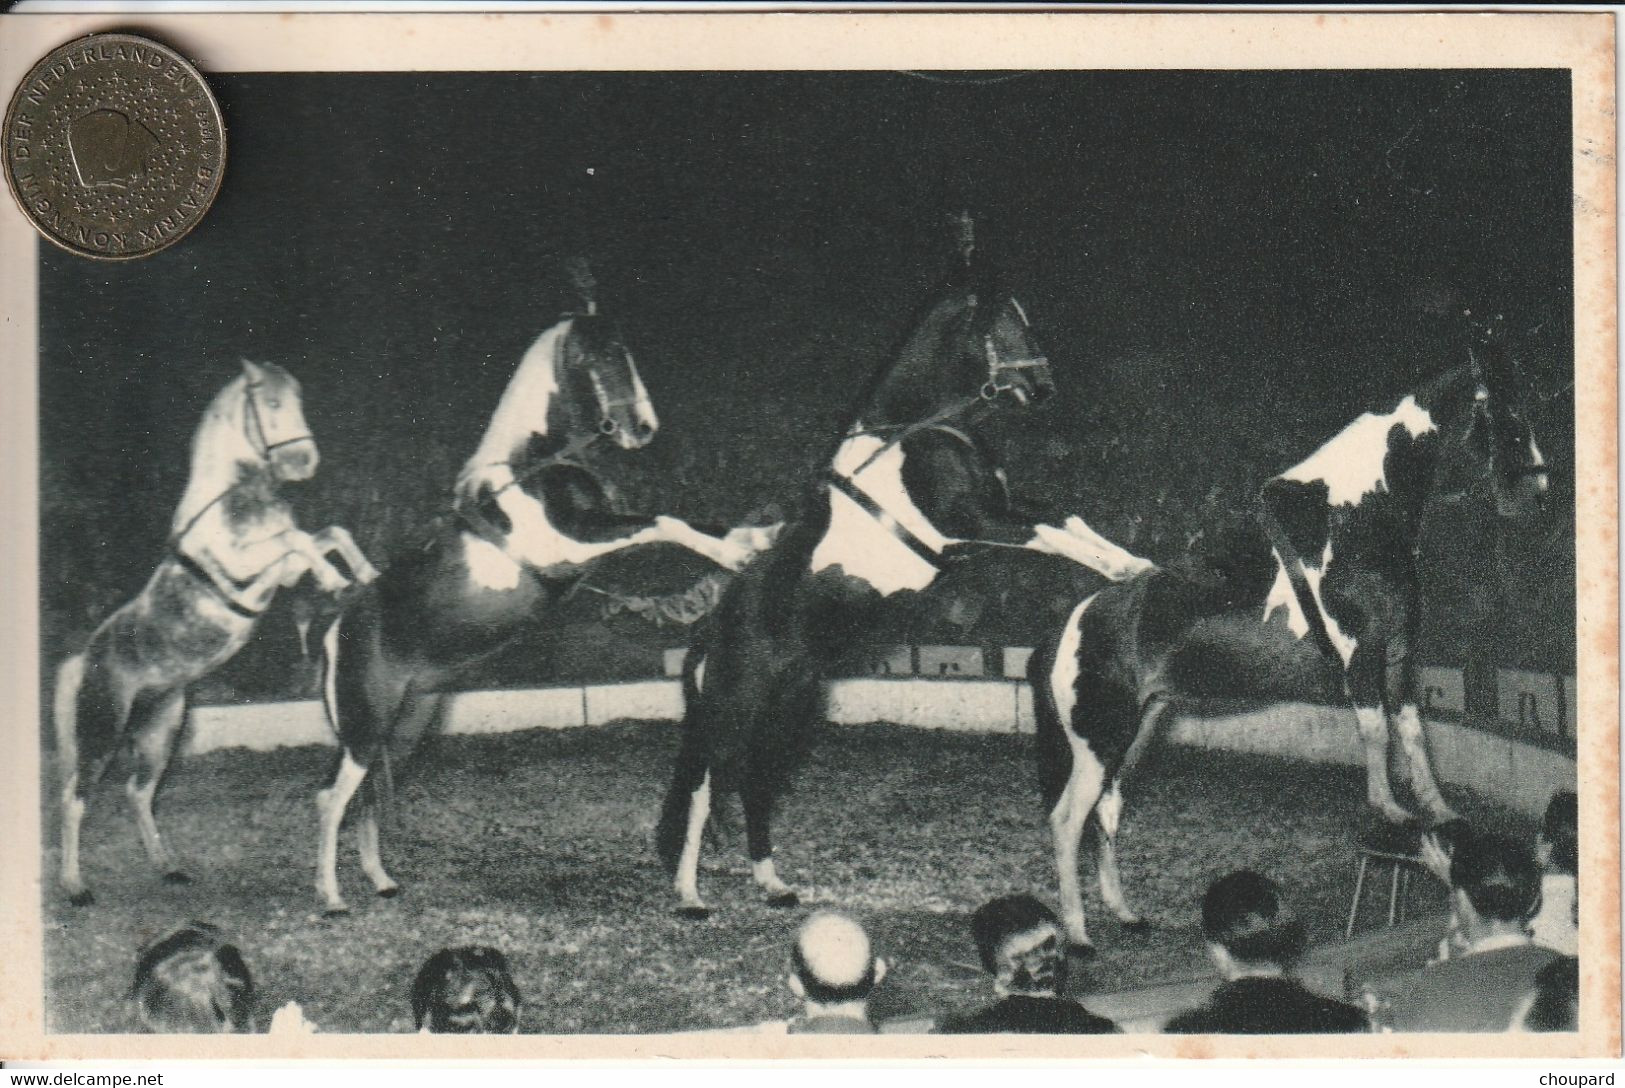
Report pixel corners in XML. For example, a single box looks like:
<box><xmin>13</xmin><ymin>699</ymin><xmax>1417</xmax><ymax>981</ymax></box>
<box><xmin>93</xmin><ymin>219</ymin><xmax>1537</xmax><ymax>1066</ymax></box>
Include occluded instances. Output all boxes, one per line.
<box><xmin>656</xmin><ymin>220</ymin><xmax>1152</xmax><ymax>917</ymax></box>
<box><xmin>55</xmin><ymin>360</ymin><xmax>377</xmax><ymax>905</ymax></box>
<box><xmin>1032</xmin><ymin>314</ymin><xmax>1551</xmax><ymax>949</ymax></box>
<box><xmin>315</xmin><ymin>273</ymin><xmax>774</xmax><ymax>914</ymax></box>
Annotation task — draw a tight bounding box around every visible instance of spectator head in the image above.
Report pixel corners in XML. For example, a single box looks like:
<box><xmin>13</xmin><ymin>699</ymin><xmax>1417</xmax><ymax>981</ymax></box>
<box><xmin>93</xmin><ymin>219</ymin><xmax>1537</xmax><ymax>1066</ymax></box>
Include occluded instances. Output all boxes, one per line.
<box><xmin>1199</xmin><ymin>871</ymin><xmax>1307</xmax><ymax>976</ymax></box>
<box><xmin>411</xmin><ymin>946</ymin><xmax>521</xmax><ymax>1034</ymax></box>
<box><xmin>1516</xmin><ymin>955</ymin><xmax>1580</xmax><ymax>1033</ymax></box>
<box><xmin>1539</xmin><ymin>791</ymin><xmax>1578</xmax><ymax>877</ymax></box>
<box><xmin>788</xmin><ymin>912</ymin><xmax>884</xmax><ymax>1012</ymax></box>
<box><xmin>131</xmin><ymin>921</ymin><xmax>255</xmax><ymax>1033</ymax></box>
<box><xmin>1449</xmin><ymin>833</ymin><xmax>1542</xmax><ymax>937</ymax></box>
<box><xmin>969</xmin><ymin>894</ymin><xmax>1067</xmax><ymax>998</ymax></box>
<box><xmin>1419</xmin><ymin>817</ymin><xmax>1476</xmax><ymax>882</ymax></box>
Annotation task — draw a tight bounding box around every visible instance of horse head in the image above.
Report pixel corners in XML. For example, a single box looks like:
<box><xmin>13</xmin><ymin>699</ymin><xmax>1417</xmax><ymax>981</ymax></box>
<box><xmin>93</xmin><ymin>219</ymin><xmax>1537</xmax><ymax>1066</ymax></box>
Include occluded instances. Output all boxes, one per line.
<box><xmin>239</xmin><ymin>359</ymin><xmax>318</xmax><ymax>481</ymax></box>
<box><xmin>1460</xmin><ymin>313</ymin><xmax>1550</xmax><ymax>518</ymax></box>
<box><xmin>558</xmin><ymin>313</ymin><xmax>658</xmax><ymax>451</ymax></box>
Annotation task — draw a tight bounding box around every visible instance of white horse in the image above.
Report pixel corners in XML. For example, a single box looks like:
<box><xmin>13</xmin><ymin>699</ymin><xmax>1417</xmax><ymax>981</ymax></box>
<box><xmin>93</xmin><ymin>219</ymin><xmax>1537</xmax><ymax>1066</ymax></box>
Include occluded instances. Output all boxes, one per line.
<box><xmin>55</xmin><ymin>359</ymin><xmax>377</xmax><ymax>904</ymax></box>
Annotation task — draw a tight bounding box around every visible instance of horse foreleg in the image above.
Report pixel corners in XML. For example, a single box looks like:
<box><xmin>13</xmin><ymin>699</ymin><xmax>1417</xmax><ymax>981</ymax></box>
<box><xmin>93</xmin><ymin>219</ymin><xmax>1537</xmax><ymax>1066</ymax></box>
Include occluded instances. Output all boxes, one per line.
<box><xmin>1028</xmin><ymin>517</ymin><xmax>1155</xmax><ymax>582</ymax></box>
<box><xmin>1049</xmin><ymin>741</ymin><xmax>1106</xmax><ymax>950</ymax></box>
<box><xmin>311</xmin><ymin>525</ymin><xmax>381</xmax><ymax>585</ymax></box>
<box><xmin>1385</xmin><ymin>649</ymin><xmax>1457</xmax><ymax>824</ymax></box>
<box><xmin>1392</xmin><ymin>703</ymin><xmax>1457</xmax><ymax>823</ymax></box>
<box><xmin>125</xmin><ymin>688</ymin><xmax>189</xmax><ymax>883</ymax></box>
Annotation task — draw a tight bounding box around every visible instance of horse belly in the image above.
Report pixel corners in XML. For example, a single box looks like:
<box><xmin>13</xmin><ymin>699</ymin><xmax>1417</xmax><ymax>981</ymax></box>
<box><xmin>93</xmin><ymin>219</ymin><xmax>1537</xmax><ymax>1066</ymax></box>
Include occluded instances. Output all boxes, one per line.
<box><xmin>103</xmin><ymin>569</ymin><xmax>251</xmax><ymax>686</ymax></box>
<box><xmin>1163</xmin><ymin>612</ymin><xmax>1342</xmax><ymax>707</ymax></box>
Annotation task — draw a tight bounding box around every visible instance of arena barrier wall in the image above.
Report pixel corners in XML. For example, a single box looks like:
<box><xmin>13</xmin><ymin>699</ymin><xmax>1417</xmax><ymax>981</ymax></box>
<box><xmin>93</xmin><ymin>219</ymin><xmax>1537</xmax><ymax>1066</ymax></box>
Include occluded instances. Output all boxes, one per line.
<box><xmin>185</xmin><ymin>676</ymin><xmax>1574</xmax><ymax>821</ymax></box>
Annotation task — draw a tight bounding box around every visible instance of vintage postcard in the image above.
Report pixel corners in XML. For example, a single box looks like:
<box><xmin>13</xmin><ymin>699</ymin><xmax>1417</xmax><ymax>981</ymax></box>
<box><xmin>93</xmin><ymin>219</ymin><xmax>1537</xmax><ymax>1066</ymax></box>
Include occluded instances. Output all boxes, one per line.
<box><xmin>0</xmin><ymin>10</ymin><xmax>1615</xmax><ymax>1061</ymax></box>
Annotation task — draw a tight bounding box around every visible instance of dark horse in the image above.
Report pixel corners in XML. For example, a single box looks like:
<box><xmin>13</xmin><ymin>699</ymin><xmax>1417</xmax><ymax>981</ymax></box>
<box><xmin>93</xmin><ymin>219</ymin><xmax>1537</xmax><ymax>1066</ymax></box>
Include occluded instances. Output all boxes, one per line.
<box><xmin>316</xmin><ymin>273</ymin><xmax>774</xmax><ymax>913</ymax></box>
<box><xmin>1031</xmin><ymin>314</ymin><xmax>1551</xmax><ymax>949</ymax></box>
<box><xmin>56</xmin><ymin>361</ymin><xmax>377</xmax><ymax>905</ymax></box>
<box><xmin>655</xmin><ymin>220</ymin><xmax>1152</xmax><ymax>915</ymax></box>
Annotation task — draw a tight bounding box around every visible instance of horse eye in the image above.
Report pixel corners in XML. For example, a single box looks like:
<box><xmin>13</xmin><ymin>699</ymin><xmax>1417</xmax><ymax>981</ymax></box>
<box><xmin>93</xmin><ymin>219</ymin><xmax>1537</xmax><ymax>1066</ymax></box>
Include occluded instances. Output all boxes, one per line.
<box><xmin>268</xmin><ymin>398</ymin><xmax>280</xmax><ymax>409</ymax></box>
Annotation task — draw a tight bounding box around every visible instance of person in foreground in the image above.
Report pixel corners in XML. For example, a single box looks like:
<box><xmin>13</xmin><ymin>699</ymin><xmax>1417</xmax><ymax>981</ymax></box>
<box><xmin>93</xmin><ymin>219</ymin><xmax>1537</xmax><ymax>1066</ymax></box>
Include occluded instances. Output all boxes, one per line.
<box><xmin>1513</xmin><ymin>955</ymin><xmax>1580</xmax><ymax>1032</ymax></box>
<box><xmin>1530</xmin><ymin>790</ymin><xmax>1578</xmax><ymax>955</ymax></box>
<box><xmin>786</xmin><ymin>912</ymin><xmax>886</xmax><ymax>1034</ymax></box>
<box><xmin>937</xmin><ymin>894</ymin><xmax>1117</xmax><ymax>1034</ymax></box>
<box><xmin>131</xmin><ymin>921</ymin><xmax>255</xmax><ymax>1033</ymax></box>
<box><xmin>1164</xmin><ymin>871</ymin><xmax>1367</xmax><ymax>1034</ymax></box>
<box><xmin>1364</xmin><ymin>833</ymin><xmax>1559</xmax><ymax>1032</ymax></box>
<box><xmin>412</xmin><ymin>946</ymin><xmax>522</xmax><ymax>1033</ymax></box>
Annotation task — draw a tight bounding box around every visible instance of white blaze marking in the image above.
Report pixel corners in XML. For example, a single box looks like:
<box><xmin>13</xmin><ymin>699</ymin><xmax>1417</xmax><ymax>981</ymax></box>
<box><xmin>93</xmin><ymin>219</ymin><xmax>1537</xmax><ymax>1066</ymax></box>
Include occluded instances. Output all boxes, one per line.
<box><xmin>626</xmin><ymin>353</ymin><xmax>659</xmax><ymax>436</ymax></box>
<box><xmin>464</xmin><ymin>533</ymin><xmax>523</xmax><ymax>591</ymax></box>
<box><xmin>692</xmin><ymin>655</ymin><xmax>706</xmax><ymax>693</ymax></box>
<box><xmin>1011</xmin><ymin>297</ymin><xmax>1031</xmax><ymax>326</ymax></box>
<box><xmin>1279</xmin><ymin>395</ymin><xmax>1436</xmax><ymax>507</ymax></box>
<box><xmin>809</xmin><ymin>435</ymin><xmax>947</xmax><ymax>596</ymax></box>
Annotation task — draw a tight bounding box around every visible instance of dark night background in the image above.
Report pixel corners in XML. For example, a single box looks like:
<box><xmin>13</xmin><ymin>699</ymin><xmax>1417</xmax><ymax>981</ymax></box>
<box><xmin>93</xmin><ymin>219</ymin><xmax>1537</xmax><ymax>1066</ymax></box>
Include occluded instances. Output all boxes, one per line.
<box><xmin>38</xmin><ymin>70</ymin><xmax>1575</xmax><ymax>715</ymax></box>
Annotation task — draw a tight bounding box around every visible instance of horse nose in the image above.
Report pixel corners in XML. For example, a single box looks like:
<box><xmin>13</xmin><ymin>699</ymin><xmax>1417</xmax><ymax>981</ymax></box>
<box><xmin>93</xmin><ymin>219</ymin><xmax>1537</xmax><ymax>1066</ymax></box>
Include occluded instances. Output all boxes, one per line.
<box><xmin>634</xmin><ymin>418</ymin><xmax>655</xmax><ymax>442</ymax></box>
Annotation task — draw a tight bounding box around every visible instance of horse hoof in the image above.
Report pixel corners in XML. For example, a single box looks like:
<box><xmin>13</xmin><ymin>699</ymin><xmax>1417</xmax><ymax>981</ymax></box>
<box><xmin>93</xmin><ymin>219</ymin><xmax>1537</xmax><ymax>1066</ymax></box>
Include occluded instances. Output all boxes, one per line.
<box><xmin>676</xmin><ymin>906</ymin><xmax>712</xmax><ymax>921</ymax></box>
<box><xmin>322</xmin><ymin>904</ymin><xmax>352</xmax><ymax>918</ymax></box>
<box><xmin>765</xmin><ymin>891</ymin><xmax>800</xmax><ymax>909</ymax></box>
<box><xmin>163</xmin><ymin>870</ymin><xmax>193</xmax><ymax>885</ymax></box>
<box><xmin>376</xmin><ymin>886</ymin><xmax>400</xmax><ymax>899</ymax></box>
<box><xmin>68</xmin><ymin>890</ymin><xmax>95</xmax><ymax>907</ymax></box>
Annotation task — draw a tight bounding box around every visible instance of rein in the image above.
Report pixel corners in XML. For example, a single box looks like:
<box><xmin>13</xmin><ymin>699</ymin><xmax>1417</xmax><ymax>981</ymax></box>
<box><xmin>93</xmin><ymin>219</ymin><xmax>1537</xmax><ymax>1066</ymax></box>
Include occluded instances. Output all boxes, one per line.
<box><xmin>166</xmin><ymin>377</ymin><xmax>311</xmax><ymax>618</ymax></box>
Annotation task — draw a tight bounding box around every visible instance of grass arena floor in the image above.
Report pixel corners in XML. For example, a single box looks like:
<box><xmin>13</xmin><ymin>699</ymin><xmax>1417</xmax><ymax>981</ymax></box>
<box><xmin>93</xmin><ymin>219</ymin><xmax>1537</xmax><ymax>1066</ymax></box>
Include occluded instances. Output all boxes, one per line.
<box><xmin>42</xmin><ymin>720</ymin><xmax>1519</xmax><ymax>1034</ymax></box>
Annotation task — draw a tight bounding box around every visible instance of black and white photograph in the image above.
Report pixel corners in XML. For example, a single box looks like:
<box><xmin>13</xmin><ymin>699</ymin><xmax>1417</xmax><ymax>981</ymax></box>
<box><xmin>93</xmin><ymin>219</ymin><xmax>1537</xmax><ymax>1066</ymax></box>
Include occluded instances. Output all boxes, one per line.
<box><xmin>0</xmin><ymin>10</ymin><xmax>1615</xmax><ymax>1059</ymax></box>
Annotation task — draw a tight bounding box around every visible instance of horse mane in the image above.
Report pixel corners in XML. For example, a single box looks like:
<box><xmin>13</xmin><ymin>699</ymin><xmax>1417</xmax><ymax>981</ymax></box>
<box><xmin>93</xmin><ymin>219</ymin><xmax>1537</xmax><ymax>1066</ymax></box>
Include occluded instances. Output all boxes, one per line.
<box><xmin>846</xmin><ymin>255</ymin><xmax>1007</xmax><ymax>434</ymax></box>
<box><xmin>461</xmin><ymin>319</ymin><xmax>572</xmax><ymax>479</ymax></box>
<box><xmin>169</xmin><ymin>370</ymin><xmax>270</xmax><ymax>537</ymax></box>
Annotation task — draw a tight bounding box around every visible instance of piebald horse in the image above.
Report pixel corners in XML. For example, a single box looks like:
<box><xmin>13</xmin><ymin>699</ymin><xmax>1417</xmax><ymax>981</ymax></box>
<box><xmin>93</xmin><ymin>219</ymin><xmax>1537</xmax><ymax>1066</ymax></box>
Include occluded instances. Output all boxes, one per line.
<box><xmin>656</xmin><ymin>219</ymin><xmax>1151</xmax><ymax>917</ymax></box>
<box><xmin>315</xmin><ymin>282</ymin><xmax>773</xmax><ymax>914</ymax></box>
<box><xmin>55</xmin><ymin>360</ymin><xmax>376</xmax><ymax>905</ymax></box>
<box><xmin>1032</xmin><ymin>315</ymin><xmax>1551</xmax><ymax>949</ymax></box>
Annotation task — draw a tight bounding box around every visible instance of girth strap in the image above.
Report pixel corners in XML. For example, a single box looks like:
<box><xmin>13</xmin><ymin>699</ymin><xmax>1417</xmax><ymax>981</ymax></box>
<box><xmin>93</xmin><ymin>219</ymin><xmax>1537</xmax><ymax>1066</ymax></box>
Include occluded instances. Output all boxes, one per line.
<box><xmin>826</xmin><ymin>470</ymin><xmax>943</xmax><ymax>571</ymax></box>
<box><xmin>172</xmin><ymin>549</ymin><xmax>264</xmax><ymax>620</ymax></box>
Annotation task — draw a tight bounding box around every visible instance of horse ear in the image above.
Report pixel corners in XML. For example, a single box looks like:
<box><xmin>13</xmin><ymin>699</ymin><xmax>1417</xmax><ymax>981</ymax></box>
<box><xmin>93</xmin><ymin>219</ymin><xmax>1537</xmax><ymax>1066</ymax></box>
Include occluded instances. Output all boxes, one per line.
<box><xmin>564</xmin><ymin>257</ymin><xmax>598</xmax><ymax>316</ymax></box>
<box><xmin>949</xmin><ymin>210</ymin><xmax>976</xmax><ymax>266</ymax></box>
<box><xmin>240</xmin><ymin>359</ymin><xmax>265</xmax><ymax>382</ymax></box>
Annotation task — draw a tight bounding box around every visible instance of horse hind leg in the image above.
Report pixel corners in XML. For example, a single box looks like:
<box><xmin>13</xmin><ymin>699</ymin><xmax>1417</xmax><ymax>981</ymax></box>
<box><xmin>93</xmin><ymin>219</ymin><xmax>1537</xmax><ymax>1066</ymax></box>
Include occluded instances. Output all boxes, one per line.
<box><xmin>356</xmin><ymin>771</ymin><xmax>398</xmax><ymax>899</ymax></box>
<box><xmin>1093</xmin><ymin>698</ymin><xmax>1169</xmax><ymax>929</ymax></box>
<box><xmin>742</xmin><ymin>674</ymin><xmax>818</xmax><ymax>908</ymax></box>
<box><xmin>354</xmin><ymin>688</ymin><xmax>441</xmax><ymax>901</ymax></box>
<box><xmin>1346</xmin><ymin>649</ymin><xmax>1412</xmax><ymax>824</ymax></box>
<box><xmin>125</xmin><ymin>687</ymin><xmax>190</xmax><ymax>884</ymax></box>
<box><xmin>315</xmin><ymin>749</ymin><xmax>369</xmax><ymax>915</ymax></box>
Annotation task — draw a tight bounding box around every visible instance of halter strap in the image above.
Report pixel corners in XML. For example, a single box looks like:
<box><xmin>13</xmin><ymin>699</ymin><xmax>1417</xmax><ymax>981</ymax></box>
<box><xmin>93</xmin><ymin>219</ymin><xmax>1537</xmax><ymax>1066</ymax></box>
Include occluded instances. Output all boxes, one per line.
<box><xmin>243</xmin><ymin>378</ymin><xmax>314</xmax><ymax>460</ymax></box>
<box><xmin>171</xmin><ymin>548</ymin><xmax>264</xmax><ymax>620</ymax></box>
<box><xmin>825</xmin><ymin>470</ymin><xmax>943</xmax><ymax>571</ymax></box>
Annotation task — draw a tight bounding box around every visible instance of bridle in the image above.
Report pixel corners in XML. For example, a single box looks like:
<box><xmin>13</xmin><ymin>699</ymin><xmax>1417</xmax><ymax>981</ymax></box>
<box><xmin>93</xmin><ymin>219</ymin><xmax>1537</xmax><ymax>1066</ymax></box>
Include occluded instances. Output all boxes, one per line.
<box><xmin>1466</xmin><ymin>346</ymin><xmax>1550</xmax><ymax>483</ymax></box>
<box><xmin>981</xmin><ymin>333</ymin><xmax>1050</xmax><ymax>401</ymax></box>
<box><xmin>830</xmin><ymin>299</ymin><xmax>1051</xmax><ymax>565</ymax></box>
<box><xmin>242</xmin><ymin>377</ymin><xmax>314</xmax><ymax>460</ymax></box>
<box><xmin>169</xmin><ymin>375</ymin><xmax>311</xmax><ymax>618</ymax></box>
